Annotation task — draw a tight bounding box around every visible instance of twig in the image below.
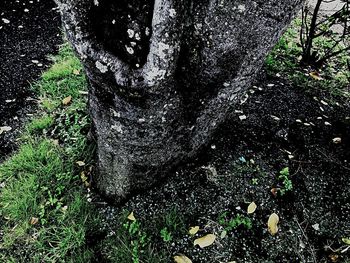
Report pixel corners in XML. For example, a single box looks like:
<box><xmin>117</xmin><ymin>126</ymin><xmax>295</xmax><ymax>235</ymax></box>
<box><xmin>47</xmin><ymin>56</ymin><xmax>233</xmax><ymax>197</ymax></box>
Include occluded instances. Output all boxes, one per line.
<box><xmin>294</xmin><ymin>217</ymin><xmax>318</xmax><ymax>263</ymax></box>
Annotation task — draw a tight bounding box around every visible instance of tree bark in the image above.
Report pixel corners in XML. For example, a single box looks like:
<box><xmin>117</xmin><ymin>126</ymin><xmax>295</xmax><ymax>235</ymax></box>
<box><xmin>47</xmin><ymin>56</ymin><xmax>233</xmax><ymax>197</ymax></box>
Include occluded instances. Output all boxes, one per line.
<box><xmin>55</xmin><ymin>0</ymin><xmax>304</xmax><ymax>203</ymax></box>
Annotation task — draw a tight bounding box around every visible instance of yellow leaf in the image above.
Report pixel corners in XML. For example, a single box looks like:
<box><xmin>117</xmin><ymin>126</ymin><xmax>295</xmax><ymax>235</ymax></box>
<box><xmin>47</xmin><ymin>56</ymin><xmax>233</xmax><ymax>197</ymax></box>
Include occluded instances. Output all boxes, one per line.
<box><xmin>127</xmin><ymin>212</ymin><xmax>136</xmax><ymax>221</ymax></box>
<box><xmin>80</xmin><ymin>171</ymin><xmax>90</xmax><ymax>187</ymax></box>
<box><xmin>309</xmin><ymin>71</ymin><xmax>322</xmax><ymax>80</ymax></box>
<box><xmin>268</xmin><ymin>213</ymin><xmax>279</xmax><ymax>236</ymax></box>
<box><xmin>189</xmin><ymin>226</ymin><xmax>199</xmax><ymax>235</ymax></box>
<box><xmin>62</xmin><ymin>96</ymin><xmax>72</xmax><ymax>105</ymax></box>
<box><xmin>30</xmin><ymin>217</ymin><xmax>39</xmax><ymax>225</ymax></box>
<box><xmin>342</xmin><ymin>237</ymin><xmax>350</xmax><ymax>245</ymax></box>
<box><xmin>247</xmin><ymin>202</ymin><xmax>257</xmax><ymax>214</ymax></box>
<box><xmin>80</xmin><ymin>171</ymin><xmax>88</xmax><ymax>182</ymax></box>
<box><xmin>194</xmin><ymin>234</ymin><xmax>216</xmax><ymax>248</ymax></box>
<box><xmin>174</xmin><ymin>254</ymin><xmax>192</xmax><ymax>263</ymax></box>
<box><xmin>73</xmin><ymin>69</ymin><xmax>80</xmax><ymax>75</ymax></box>
<box><xmin>76</xmin><ymin>161</ymin><xmax>86</xmax><ymax>167</ymax></box>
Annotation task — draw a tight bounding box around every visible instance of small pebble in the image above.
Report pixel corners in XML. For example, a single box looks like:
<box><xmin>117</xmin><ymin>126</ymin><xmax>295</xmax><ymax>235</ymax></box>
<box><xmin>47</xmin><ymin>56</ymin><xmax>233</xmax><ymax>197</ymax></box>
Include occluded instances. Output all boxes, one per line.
<box><xmin>320</xmin><ymin>100</ymin><xmax>328</xmax><ymax>106</ymax></box>
<box><xmin>271</xmin><ymin>115</ymin><xmax>280</xmax><ymax>121</ymax></box>
<box><xmin>239</xmin><ymin>115</ymin><xmax>247</xmax><ymax>121</ymax></box>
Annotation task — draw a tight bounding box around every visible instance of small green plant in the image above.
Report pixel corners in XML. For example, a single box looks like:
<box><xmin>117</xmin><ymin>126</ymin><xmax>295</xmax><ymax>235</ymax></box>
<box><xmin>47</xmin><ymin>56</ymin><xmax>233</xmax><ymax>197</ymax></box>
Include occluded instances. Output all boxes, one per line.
<box><xmin>123</xmin><ymin>220</ymin><xmax>149</xmax><ymax>263</ymax></box>
<box><xmin>160</xmin><ymin>227</ymin><xmax>173</xmax><ymax>242</ymax></box>
<box><xmin>218</xmin><ymin>213</ymin><xmax>253</xmax><ymax>232</ymax></box>
<box><xmin>278</xmin><ymin>167</ymin><xmax>293</xmax><ymax>195</ymax></box>
<box><xmin>251</xmin><ymin>178</ymin><xmax>259</xmax><ymax>185</ymax></box>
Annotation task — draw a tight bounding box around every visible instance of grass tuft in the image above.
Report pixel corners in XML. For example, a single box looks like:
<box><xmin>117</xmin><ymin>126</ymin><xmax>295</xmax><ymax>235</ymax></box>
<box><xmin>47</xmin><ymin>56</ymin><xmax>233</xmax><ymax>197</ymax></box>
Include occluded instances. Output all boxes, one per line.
<box><xmin>0</xmin><ymin>43</ymin><xmax>98</xmax><ymax>262</ymax></box>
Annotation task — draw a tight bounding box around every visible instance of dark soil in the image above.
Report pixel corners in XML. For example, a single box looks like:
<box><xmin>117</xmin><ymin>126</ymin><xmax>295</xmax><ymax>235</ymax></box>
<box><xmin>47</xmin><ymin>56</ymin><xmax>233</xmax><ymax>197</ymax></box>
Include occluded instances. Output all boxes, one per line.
<box><xmin>97</xmin><ymin>76</ymin><xmax>350</xmax><ymax>262</ymax></box>
<box><xmin>0</xmin><ymin>0</ymin><xmax>61</xmax><ymax>159</ymax></box>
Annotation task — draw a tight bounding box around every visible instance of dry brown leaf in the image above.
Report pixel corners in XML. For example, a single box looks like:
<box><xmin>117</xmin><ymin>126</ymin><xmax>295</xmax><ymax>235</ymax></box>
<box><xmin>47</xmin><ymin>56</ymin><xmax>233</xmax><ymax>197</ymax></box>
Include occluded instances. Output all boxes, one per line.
<box><xmin>174</xmin><ymin>254</ymin><xmax>192</xmax><ymax>263</ymax></box>
<box><xmin>329</xmin><ymin>254</ymin><xmax>339</xmax><ymax>262</ymax></box>
<box><xmin>271</xmin><ymin>188</ymin><xmax>279</xmax><ymax>197</ymax></box>
<box><xmin>194</xmin><ymin>234</ymin><xmax>216</xmax><ymax>248</ymax></box>
<box><xmin>30</xmin><ymin>217</ymin><xmax>39</xmax><ymax>225</ymax></box>
<box><xmin>189</xmin><ymin>226</ymin><xmax>200</xmax><ymax>235</ymax></box>
<box><xmin>268</xmin><ymin>213</ymin><xmax>279</xmax><ymax>236</ymax></box>
<box><xmin>62</xmin><ymin>96</ymin><xmax>72</xmax><ymax>105</ymax></box>
<box><xmin>127</xmin><ymin>212</ymin><xmax>136</xmax><ymax>221</ymax></box>
<box><xmin>76</xmin><ymin>161</ymin><xmax>86</xmax><ymax>167</ymax></box>
<box><xmin>247</xmin><ymin>202</ymin><xmax>257</xmax><ymax>214</ymax></box>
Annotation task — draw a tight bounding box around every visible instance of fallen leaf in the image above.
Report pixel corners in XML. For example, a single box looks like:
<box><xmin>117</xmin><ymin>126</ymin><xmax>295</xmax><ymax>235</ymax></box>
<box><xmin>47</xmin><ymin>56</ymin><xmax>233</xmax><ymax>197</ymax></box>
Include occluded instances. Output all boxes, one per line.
<box><xmin>332</xmin><ymin>137</ymin><xmax>342</xmax><ymax>144</ymax></box>
<box><xmin>312</xmin><ymin>223</ymin><xmax>320</xmax><ymax>231</ymax></box>
<box><xmin>189</xmin><ymin>226</ymin><xmax>199</xmax><ymax>235</ymax></box>
<box><xmin>194</xmin><ymin>234</ymin><xmax>216</xmax><ymax>248</ymax></box>
<box><xmin>247</xmin><ymin>202</ymin><xmax>257</xmax><ymax>214</ymax></box>
<box><xmin>342</xmin><ymin>237</ymin><xmax>350</xmax><ymax>245</ymax></box>
<box><xmin>329</xmin><ymin>254</ymin><xmax>339</xmax><ymax>262</ymax></box>
<box><xmin>270</xmin><ymin>115</ymin><xmax>281</xmax><ymax>121</ymax></box>
<box><xmin>271</xmin><ymin>188</ymin><xmax>279</xmax><ymax>197</ymax></box>
<box><xmin>220</xmin><ymin>230</ymin><xmax>227</xmax><ymax>239</ymax></box>
<box><xmin>127</xmin><ymin>212</ymin><xmax>136</xmax><ymax>221</ymax></box>
<box><xmin>268</xmin><ymin>213</ymin><xmax>279</xmax><ymax>236</ymax></box>
<box><xmin>0</xmin><ymin>126</ymin><xmax>12</xmax><ymax>135</ymax></box>
<box><xmin>239</xmin><ymin>115</ymin><xmax>247</xmax><ymax>121</ymax></box>
<box><xmin>80</xmin><ymin>171</ymin><xmax>90</xmax><ymax>187</ymax></box>
<box><xmin>174</xmin><ymin>254</ymin><xmax>192</xmax><ymax>263</ymax></box>
<box><xmin>309</xmin><ymin>71</ymin><xmax>322</xmax><ymax>80</ymax></box>
<box><xmin>73</xmin><ymin>69</ymin><xmax>80</xmax><ymax>75</ymax></box>
<box><xmin>62</xmin><ymin>96</ymin><xmax>72</xmax><ymax>105</ymax></box>
<box><xmin>30</xmin><ymin>217</ymin><xmax>39</xmax><ymax>225</ymax></box>
<box><xmin>76</xmin><ymin>161</ymin><xmax>86</xmax><ymax>167</ymax></box>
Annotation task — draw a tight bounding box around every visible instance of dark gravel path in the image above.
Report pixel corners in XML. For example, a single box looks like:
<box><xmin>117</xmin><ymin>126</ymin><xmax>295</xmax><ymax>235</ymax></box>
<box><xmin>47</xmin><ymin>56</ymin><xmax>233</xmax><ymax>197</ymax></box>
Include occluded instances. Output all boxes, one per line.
<box><xmin>0</xmin><ymin>0</ymin><xmax>61</xmax><ymax>159</ymax></box>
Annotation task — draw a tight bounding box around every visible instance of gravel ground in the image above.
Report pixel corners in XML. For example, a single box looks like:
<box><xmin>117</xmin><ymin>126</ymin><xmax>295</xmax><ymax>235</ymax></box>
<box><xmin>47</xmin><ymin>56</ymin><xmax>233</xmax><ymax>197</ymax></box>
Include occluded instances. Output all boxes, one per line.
<box><xmin>0</xmin><ymin>0</ymin><xmax>61</xmax><ymax>159</ymax></box>
<box><xmin>95</xmin><ymin>76</ymin><xmax>350</xmax><ymax>262</ymax></box>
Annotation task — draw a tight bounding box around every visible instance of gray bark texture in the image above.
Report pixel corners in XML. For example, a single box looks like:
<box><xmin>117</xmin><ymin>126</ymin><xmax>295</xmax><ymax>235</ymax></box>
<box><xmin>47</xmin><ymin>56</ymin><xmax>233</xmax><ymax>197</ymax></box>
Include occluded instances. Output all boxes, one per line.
<box><xmin>55</xmin><ymin>0</ymin><xmax>304</xmax><ymax>203</ymax></box>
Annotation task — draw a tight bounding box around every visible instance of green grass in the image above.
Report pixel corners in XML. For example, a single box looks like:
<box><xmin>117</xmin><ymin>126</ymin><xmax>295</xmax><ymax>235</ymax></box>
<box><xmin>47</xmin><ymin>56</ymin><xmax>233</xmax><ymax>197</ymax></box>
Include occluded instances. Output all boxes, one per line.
<box><xmin>0</xmin><ymin>43</ymin><xmax>98</xmax><ymax>262</ymax></box>
<box><xmin>0</xmin><ymin>43</ymin><xmax>176</xmax><ymax>263</ymax></box>
<box><xmin>25</xmin><ymin>115</ymin><xmax>54</xmax><ymax>134</ymax></box>
<box><xmin>266</xmin><ymin>19</ymin><xmax>350</xmax><ymax>100</ymax></box>
<box><xmin>33</xmin><ymin>43</ymin><xmax>87</xmax><ymax>111</ymax></box>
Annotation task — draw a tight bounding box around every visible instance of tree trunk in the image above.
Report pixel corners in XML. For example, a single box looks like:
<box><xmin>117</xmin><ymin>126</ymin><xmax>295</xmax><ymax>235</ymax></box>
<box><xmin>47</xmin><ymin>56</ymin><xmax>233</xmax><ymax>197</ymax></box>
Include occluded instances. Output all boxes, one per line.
<box><xmin>55</xmin><ymin>0</ymin><xmax>304</xmax><ymax>203</ymax></box>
